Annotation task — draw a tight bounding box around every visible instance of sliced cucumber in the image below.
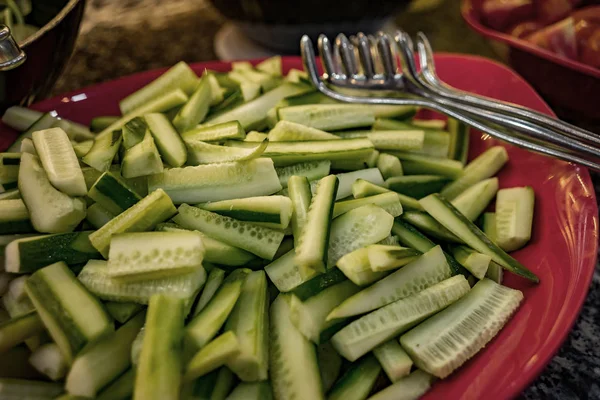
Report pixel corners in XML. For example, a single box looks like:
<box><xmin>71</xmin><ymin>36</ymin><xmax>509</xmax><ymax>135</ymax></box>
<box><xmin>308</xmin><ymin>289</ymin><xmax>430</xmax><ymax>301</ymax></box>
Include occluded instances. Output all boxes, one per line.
<box><xmin>440</xmin><ymin>146</ymin><xmax>508</xmax><ymax>200</ymax></box>
<box><xmin>378</xmin><ymin>235</ymin><xmax>400</xmax><ymax>246</ymax></box>
<box><xmin>335</xmin><ymin>168</ymin><xmax>384</xmax><ymax>200</ymax></box>
<box><xmin>25</xmin><ymin>262</ymin><xmax>114</xmax><ymax>363</ymax></box>
<box><xmin>450</xmin><ymin>245</ymin><xmax>491</xmax><ymax>279</ymax></box>
<box><xmin>2</xmin><ymin>276</ymin><xmax>34</xmax><ymax>318</ymax></box>
<box><xmin>0</xmin><ymin>312</ymin><xmax>44</xmax><ymax>353</ymax></box>
<box><xmin>135</xmin><ymin>294</ymin><xmax>185</xmax><ymax>400</ymax></box>
<box><xmin>91</xmin><ymin>116</ymin><xmax>120</xmax><ymax>134</ymax></box>
<box><xmin>184</xmin><ymin>331</ymin><xmax>241</xmax><ymax>382</ymax></box>
<box><xmin>390</xmin><ymin>152</ymin><xmax>463</xmax><ymax>179</ymax></box>
<box><xmin>336</xmin><ymin>247</ymin><xmax>388</xmax><ymax>286</ymax></box>
<box><xmin>317</xmin><ymin>342</ymin><xmax>342</xmax><ymax>392</ymax></box>
<box><xmin>105</xmin><ymin>302</ymin><xmax>144</xmax><ymax>324</ymax></box>
<box><xmin>205</xmin><ymin>72</ymin><xmax>225</xmax><ymax>105</ymax></box>
<box><xmin>385</xmin><ymin>175</ymin><xmax>450</xmax><ymax>199</ymax></box>
<box><xmin>264</xmin><ymin>249</ymin><xmax>318</xmax><ymax>293</ymax></box>
<box><xmin>182</xmin><ymin>366</ymin><xmax>236</xmax><ymax>400</ymax></box>
<box><xmin>192</xmin><ymin>267</ymin><xmax>225</xmax><ymax>316</ymax></box>
<box><xmin>205</xmin><ymin>83</ymin><xmax>309</xmax><ymax>130</ymax></box>
<box><xmin>451</xmin><ymin>177</ymin><xmax>498</xmax><ymax>221</ymax></box>
<box><xmin>148</xmin><ymin>158</ymin><xmax>282</xmax><ymax>204</ymax></box>
<box><xmin>333</xmin><ymin>192</ymin><xmax>403</xmax><ymax>218</ymax></box>
<box><xmin>227</xmin><ymin>381</ymin><xmax>273</xmax><ymax>400</ymax></box>
<box><xmin>486</xmin><ymin>261</ymin><xmax>504</xmax><ymax>284</ymax></box>
<box><xmin>121</xmin><ymin>130</ymin><xmax>164</xmax><ymax>179</ymax></box>
<box><xmin>278</xmin><ymin>104</ymin><xmax>374</xmax><ymax>131</ymax></box>
<box><xmin>226</xmin><ymin>138</ymin><xmax>374</xmax><ymax>167</ymax></box>
<box><xmin>245</xmin><ymin>131</ymin><xmax>269</xmax><ymax>142</ymax></box>
<box><xmin>86</xmin><ymin>203</ymin><xmax>115</xmax><ymax>230</ymax></box>
<box><xmin>107</xmin><ymin>231</ymin><xmax>204</xmax><ymax>281</ymax></box>
<box><xmin>182</xmin><ymin>121</ymin><xmax>245</xmax><ymax>142</ymax></box>
<box><xmin>482</xmin><ymin>212</ymin><xmax>497</xmax><ymax>243</ymax></box>
<box><xmin>122</xmin><ymin>117</ymin><xmax>147</xmax><ymax>149</ymax></box>
<box><xmin>400</xmin><ymin>279</ymin><xmax>523</xmax><ymax>378</ymax></box>
<box><xmin>28</xmin><ymin>342</ymin><xmax>68</xmax><ymax>381</ymax></box>
<box><xmin>96</xmin><ymin>368</ymin><xmax>135</xmax><ymax>400</ymax></box>
<box><xmin>288</xmin><ymin>175</ymin><xmax>313</xmax><ymax>250</ymax></box>
<box><xmin>185</xmin><ymin>269</ymin><xmax>249</xmax><ymax>353</ymax></box>
<box><xmin>327</xmin><ymin>245</ymin><xmax>452</xmax><ymax>320</ymax></box>
<box><xmin>174</xmin><ymin>205</ymin><xmax>284</xmax><ymax>260</ymax></box>
<box><xmin>331</xmin><ymin>275</ymin><xmax>470</xmax><ymax>361</ymax></box>
<box><xmin>269</xmin><ymin>120</ymin><xmax>340</xmax><ymax>141</ymax></box>
<box><xmin>18</xmin><ymin>153</ymin><xmax>86</xmax><ymax>233</ymax></box>
<box><xmin>419</xmin><ymin>194</ymin><xmax>539</xmax><ymax>282</ymax></box>
<box><xmin>2</xmin><ymin>106</ymin><xmax>43</xmax><ymax>131</ymax></box>
<box><xmin>78</xmin><ymin>260</ymin><xmax>206</xmax><ymax>307</ymax></box>
<box><xmin>31</xmin><ymin>128</ymin><xmax>87</xmax><ymax>196</ymax></box>
<box><xmin>367</xmin><ymin>244</ymin><xmax>421</xmax><ymax>272</ymax></box>
<box><xmin>89</xmin><ymin>188</ymin><xmax>177</xmax><ymax>257</ymax></box>
<box><xmin>373</xmin><ymin>340</ymin><xmax>413</xmax><ymax>382</ymax></box>
<box><xmin>256</xmin><ymin>56</ymin><xmax>282</xmax><ymax>76</ymax></box>
<box><xmin>351</xmin><ymin>179</ymin><xmax>423</xmax><ymax>211</ymax></box>
<box><xmin>7</xmin><ymin>112</ymin><xmax>57</xmax><ymax>152</ymax></box>
<box><xmin>156</xmin><ymin>223</ymin><xmax>256</xmax><ymax>267</ymax></box>
<box><xmin>66</xmin><ymin>311</ymin><xmax>145</xmax><ymax>397</ymax></box>
<box><xmin>73</xmin><ymin>140</ymin><xmax>94</xmax><ymax>158</ymax></box>
<box><xmin>82</xmin><ymin>130</ymin><xmax>122</xmax><ymax>172</ymax></box>
<box><xmin>5</xmin><ymin>231</ymin><xmax>101</xmax><ymax>273</ymax></box>
<box><xmin>145</xmin><ymin>113</ymin><xmax>187</xmax><ymax>167</ymax></box>
<box><xmin>289</xmin><ymin>280</ymin><xmax>359</xmax><ymax>344</ymax></box>
<box><xmin>377</xmin><ymin>153</ymin><xmax>403</xmax><ymax>179</ymax></box>
<box><xmin>0</xmin><ymin>199</ymin><xmax>33</xmax><ymax>234</ymax></box>
<box><xmin>88</xmin><ymin>171</ymin><xmax>142</xmax><ymax>214</ymax></box>
<box><xmin>367</xmin><ymin>370</ymin><xmax>434</xmax><ymax>400</ymax></box>
<box><xmin>412</xmin><ymin>119</ymin><xmax>446</xmax><ymax>129</ymax></box>
<box><xmin>495</xmin><ymin>186</ymin><xmax>535</xmax><ymax>252</ymax></box>
<box><xmin>187</xmin><ymin>139</ymin><xmax>268</xmax><ymax>165</ymax></box>
<box><xmin>336</xmin><ymin>130</ymin><xmax>424</xmax><ymax>151</ymax></box>
<box><xmin>327</xmin><ymin>354</ymin><xmax>381</xmax><ymax>400</ymax></box>
<box><xmin>173</xmin><ymin>76</ymin><xmax>212</xmax><ymax>133</ymax></box>
<box><xmin>401</xmin><ymin>211</ymin><xmax>462</xmax><ymax>243</ymax></box>
<box><xmin>269</xmin><ymin>295</ymin><xmax>324</xmax><ymax>400</ymax></box>
<box><xmin>0</xmin><ymin>378</ymin><xmax>63</xmax><ymax>399</ymax></box>
<box><xmin>447</xmin><ymin>117</ymin><xmax>470</xmax><ymax>164</ymax></box>
<box><xmin>295</xmin><ymin>175</ymin><xmax>338</xmax><ymax>275</ymax></box>
<box><xmin>327</xmin><ymin>204</ymin><xmax>394</xmax><ymax>267</ymax></box>
<box><xmin>224</xmin><ymin>271</ymin><xmax>269</xmax><ymax>381</ymax></box>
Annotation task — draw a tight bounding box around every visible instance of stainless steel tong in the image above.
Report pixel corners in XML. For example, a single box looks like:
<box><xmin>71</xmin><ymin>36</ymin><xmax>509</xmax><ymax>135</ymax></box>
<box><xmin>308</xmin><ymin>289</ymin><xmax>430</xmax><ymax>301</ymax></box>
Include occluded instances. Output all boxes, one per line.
<box><xmin>299</xmin><ymin>31</ymin><xmax>600</xmax><ymax>172</ymax></box>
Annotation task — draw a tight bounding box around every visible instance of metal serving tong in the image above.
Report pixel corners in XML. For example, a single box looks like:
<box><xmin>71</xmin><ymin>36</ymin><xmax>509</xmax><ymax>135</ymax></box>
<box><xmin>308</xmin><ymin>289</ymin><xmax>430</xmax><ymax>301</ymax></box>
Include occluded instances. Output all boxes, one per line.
<box><xmin>299</xmin><ymin>31</ymin><xmax>600</xmax><ymax>172</ymax></box>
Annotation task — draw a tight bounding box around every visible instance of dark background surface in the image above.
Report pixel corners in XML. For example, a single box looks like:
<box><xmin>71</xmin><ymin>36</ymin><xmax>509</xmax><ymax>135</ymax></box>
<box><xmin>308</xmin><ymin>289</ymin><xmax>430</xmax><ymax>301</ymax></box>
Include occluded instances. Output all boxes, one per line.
<box><xmin>52</xmin><ymin>0</ymin><xmax>600</xmax><ymax>398</ymax></box>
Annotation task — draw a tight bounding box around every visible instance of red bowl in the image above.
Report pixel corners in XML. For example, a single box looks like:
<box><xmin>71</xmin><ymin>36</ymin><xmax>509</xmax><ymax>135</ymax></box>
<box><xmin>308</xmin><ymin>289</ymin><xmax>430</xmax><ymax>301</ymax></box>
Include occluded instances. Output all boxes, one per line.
<box><xmin>462</xmin><ymin>0</ymin><xmax>600</xmax><ymax>128</ymax></box>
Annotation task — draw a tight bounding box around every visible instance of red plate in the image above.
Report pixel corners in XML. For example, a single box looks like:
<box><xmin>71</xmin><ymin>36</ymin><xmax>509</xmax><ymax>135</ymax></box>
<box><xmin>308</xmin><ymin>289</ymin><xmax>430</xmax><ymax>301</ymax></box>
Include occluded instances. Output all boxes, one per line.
<box><xmin>2</xmin><ymin>56</ymin><xmax>597</xmax><ymax>399</ymax></box>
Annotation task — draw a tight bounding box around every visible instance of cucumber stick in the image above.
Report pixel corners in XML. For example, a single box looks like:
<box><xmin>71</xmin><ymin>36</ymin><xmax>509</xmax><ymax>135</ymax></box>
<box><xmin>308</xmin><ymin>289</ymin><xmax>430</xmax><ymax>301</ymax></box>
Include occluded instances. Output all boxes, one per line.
<box><xmin>447</xmin><ymin>117</ymin><xmax>470</xmax><ymax>164</ymax></box>
<box><xmin>186</xmin><ymin>138</ymin><xmax>267</xmax><ymax>165</ymax></box>
<box><xmin>121</xmin><ymin>130</ymin><xmax>164</xmax><ymax>179</ymax></box>
<box><xmin>107</xmin><ymin>231</ymin><xmax>204</xmax><ymax>281</ymax></box>
<box><xmin>295</xmin><ymin>175</ymin><xmax>338</xmax><ymax>275</ymax></box>
<box><xmin>89</xmin><ymin>188</ymin><xmax>177</xmax><ymax>257</ymax></box>
<box><xmin>173</xmin><ymin>76</ymin><xmax>211</xmax><ymax>133</ymax></box>
<box><xmin>66</xmin><ymin>311</ymin><xmax>145</xmax><ymax>397</ymax></box>
<box><xmin>389</xmin><ymin>152</ymin><xmax>463</xmax><ymax>179</ymax></box>
<box><xmin>32</xmin><ymin>128</ymin><xmax>87</xmax><ymax>196</ymax></box>
<box><xmin>289</xmin><ymin>280</ymin><xmax>359</xmax><ymax>344</ymax></box>
<box><xmin>264</xmin><ymin>249</ymin><xmax>318</xmax><ymax>293</ymax></box>
<box><xmin>88</xmin><ymin>171</ymin><xmax>142</xmax><ymax>215</ymax></box>
<box><xmin>495</xmin><ymin>186</ymin><xmax>535</xmax><ymax>252</ymax></box>
<box><xmin>332</xmin><ymin>192</ymin><xmax>403</xmax><ymax>218</ymax></box>
<box><xmin>278</xmin><ymin>104</ymin><xmax>374</xmax><ymax>131</ymax></box>
<box><xmin>373</xmin><ymin>340</ymin><xmax>413</xmax><ymax>382</ymax></box>
<box><xmin>419</xmin><ymin>194</ymin><xmax>539</xmax><ymax>282</ymax></box>
<box><xmin>145</xmin><ymin>113</ymin><xmax>187</xmax><ymax>167</ymax></box>
<box><xmin>327</xmin><ymin>354</ymin><xmax>381</xmax><ymax>400</ymax></box>
<box><xmin>401</xmin><ymin>211</ymin><xmax>462</xmax><ymax>243</ymax></box>
<box><xmin>28</xmin><ymin>342</ymin><xmax>68</xmax><ymax>381</ymax></box>
<box><xmin>174</xmin><ymin>205</ymin><xmax>284</xmax><ymax>260</ymax></box>
<box><xmin>224</xmin><ymin>271</ymin><xmax>269</xmax><ymax>381</ymax></box>
<box><xmin>199</xmin><ymin>195</ymin><xmax>292</xmax><ymax>230</ymax></box>
<box><xmin>96</xmin><ymin>368</ymin><xmax>135</xmax><ymax>400</ymax></box>
<box><xmin>105</xmin><ymin>302</ymin><xmax>144</xmax><ymax>324</ymax></box>
<box><xmin>331</xmin><ymin>275</ymin><xmax>470</xmax><ymax>361</ymax></box>
<box><xmin>450</xmin><ymin>245</ymin><xmax>491</xmax><ymax>279</ymax></box>
<box><xmin>192</xmin><ymin>267</ymin><xmax>225</xmax><ymax>316</ymax></box>
<box><xmin>0</xmin><ymin>199</ymin><xmax>33</xmax><ymax>235</ymax></box>
<box><xmin>318</xmin><ymin>342</ymin><xmax>342</xmax><ymax>392</ymax></box>
<box><xmin>400</xmin><ymin>279</ymin><xmax>523</xmax><ymax>378</ymax></box>
<box><xmin>2</xmin><ymin>106</ymin><xmax>43</xmax><ymax>131</ymax></box>
<box><xmin>385</xmin><ymin>175</ymin><xmax>450</xmax><ymax>199</ymax></box>
<box><xmin>184</xmin><ymin>331</ymin><xmax>241</xmax><ymax>381</ymax></box>
<box><xmin>367</xmin><ymin>370</ymin><xmax>435</xmax><ymax>400</ymax></box>
<box><xmin>227</xmin><ymin>381</ymin><xmax>273</xmax><ymax>400</ymax></box>
<box><xmin>119</xmin><ymin>61</ymin><xmax>198</xmax><ymax>115</ymax></box>
<box><xmin>377</xmin><ymin>153</ymin><xmax>403</xmax><ymax>179</ymax></box>
<box><xmin>185</xmin><ymin>269</ymin><xmax>249</xmax><ymax>353</ymax></box>
<box><xmin>135</xmin><ymin>295</ymin><xmax>185</xmax><ymax>400</ymax></box>
<box><xmin>367</xmin><ymin>244</ymin><xmax>422</xmax><ymax>272</ymax></box>
<box><xmin>482</xmin><ymin>212</ymin><xmax>497</xmax><ymax>243</ymax></box>
<box><xmin>18</xmin><ymin>153</ymin><xmax>86</xmax><ymax>234</ymax></box>
<box><xmin>182</xmin><ymin>121</ymin><xmax>246</xmax><ymax>142</ymax></box>
<box><xmin>91</xmin><ymin>116</ymin><xmax>120</xmax><ymax>134</ymax></box>
<box><xmin>0</xmin><ymin>378</ymin><xmax>63</xmax><ymax>399</ymax></box>
<box><xmin>336</xmin><ymin>129</ymin><xmax>424</xmax><ymax>151</ymax></box>
<box><xmin>25</xmin><ymin>262</ymin><xmax>114</xmax><ymax>363</ymax></box>
<box><xmin>5</xmin><ymin>231</ymin><xmax>101</xmax><ymax>273</ymax></box>
<box><xmin>269</xmin><ymin>120</ymin><xmax>340</xmax><ymax>141</ymax></box>
<box><xmin>122</xmin><ymin>117</ymin><xmax>147</xmax><ymax>149</ymax></box>
<box><xmin>288</xmin><ymin>176</ymin><xmax>313</xmax><ymax>250</ymax></box>
<box><xmin>0</xmin><ymin>312</ymin><xmax>45</xmax><ymax>353</ymax></box>
<box><xmin>78</xmin><ymin>260</ymin><xmax>206</xmax><ymax>308</ymax></box>
<box><xmin>351</xmin><ymin>179</ymin><xmax>423</xmax><ymax>211</ymax></box>
<box><xmin>83</xmin><ymin>130</ymin><xmax>122</xmax><ymax>172</ymax></box>
<box><xmin>148</xmin><ymin>158</ymin><xmax>282</xmax><ymax>204</ymax></box>
<box><xmin>270</xmin><ymin>295</ymin><xmax>324</xmax><ymax>400</ymax></box>
<box><xmin>276</xmin><ymin>160</ymin><xmax>330</xmax><ymax>188</ymax></box>
<box><xmin>451</xmin><ymin>177</ymin><xmax>498</xmax><ymax>222</ymax></box>
<box><xmin>328</xmin><ymin>245</ymin><xmax>452</xmax><ymax>320</ymax></box>
<box><xmin>8</xmin><ymin>112</ymin><xmax>57</xmax><ymax>152</ymax></box>
<box><xmin>336</xmin><ymin>247</ymin><xmax>388</xmax><ymax>286</ymax></box>
<box><xmin>327</xmin><ymin>204</ymin><xmax>394</xmax><ymax>267</ymax></box>
<box><xmin>440</xmin><ymin>146</ymin><xmax>508</xmax><ymax>200</ymax></box>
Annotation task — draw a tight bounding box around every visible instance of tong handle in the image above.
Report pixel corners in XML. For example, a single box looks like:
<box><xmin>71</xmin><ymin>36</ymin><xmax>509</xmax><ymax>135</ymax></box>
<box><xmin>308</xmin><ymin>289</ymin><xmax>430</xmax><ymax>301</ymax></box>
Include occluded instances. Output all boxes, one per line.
<box><xmin>0</xmin><ymin>25</ymin><xmax>26</xmax><ymax>71</ymax></box>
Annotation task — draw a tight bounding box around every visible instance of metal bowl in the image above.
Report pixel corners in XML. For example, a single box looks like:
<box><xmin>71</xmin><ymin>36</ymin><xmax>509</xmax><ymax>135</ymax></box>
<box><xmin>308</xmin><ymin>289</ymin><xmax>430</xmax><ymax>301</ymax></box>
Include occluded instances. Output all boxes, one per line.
<box><xmin>0</xmin><ymin>0</ymin><xmax>85</xmax><ymax>110</ymax></box>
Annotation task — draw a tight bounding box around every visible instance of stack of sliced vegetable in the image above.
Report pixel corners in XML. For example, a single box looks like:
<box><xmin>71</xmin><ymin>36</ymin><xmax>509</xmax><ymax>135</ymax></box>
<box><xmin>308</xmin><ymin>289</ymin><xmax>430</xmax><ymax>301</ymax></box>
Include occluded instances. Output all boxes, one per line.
<box><xmin>0</xmin><ymin>56</ymin><xmax>539</xmax><ymax>400</ymax></box>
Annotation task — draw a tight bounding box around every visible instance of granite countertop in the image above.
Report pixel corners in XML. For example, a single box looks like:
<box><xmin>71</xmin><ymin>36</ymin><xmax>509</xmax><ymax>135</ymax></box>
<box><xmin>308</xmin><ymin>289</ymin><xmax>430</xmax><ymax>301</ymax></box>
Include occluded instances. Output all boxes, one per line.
<box><xmin>55</xmin><ymin>0</ymin><xmax>600</xmax><ymax>398</ymax></box>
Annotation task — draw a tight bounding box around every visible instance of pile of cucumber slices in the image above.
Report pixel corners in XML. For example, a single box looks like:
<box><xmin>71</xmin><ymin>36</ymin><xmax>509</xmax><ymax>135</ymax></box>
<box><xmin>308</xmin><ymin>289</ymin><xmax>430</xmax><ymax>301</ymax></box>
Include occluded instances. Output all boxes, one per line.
<box><xmin>0</xmin><ymin>56</ymin><xmax>539</xmax><ymax>400</ymax></box>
